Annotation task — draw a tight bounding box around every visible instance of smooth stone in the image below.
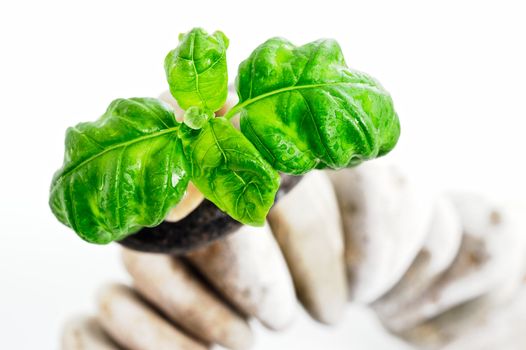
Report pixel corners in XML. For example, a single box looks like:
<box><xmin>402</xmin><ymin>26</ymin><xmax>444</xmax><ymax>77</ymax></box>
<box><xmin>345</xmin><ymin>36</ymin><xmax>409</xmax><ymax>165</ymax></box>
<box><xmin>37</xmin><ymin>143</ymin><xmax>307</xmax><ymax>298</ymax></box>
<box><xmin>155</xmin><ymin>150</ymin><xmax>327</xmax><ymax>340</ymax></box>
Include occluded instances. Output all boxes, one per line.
<box><xmin>443</xmin><ymin>286</ymin><xmax>526</xmax><ymax>350</ymax></box>
<box><xmin>389</xmin><ymin>195</ymin><xmax>526</xmax><ymax>336</ymax></box>
<box><xmin>373</xmin><ymin>195</ymin><xmax>463</xmax><ymax>332</ymax></box>
<box><xmin>122</xmin><ymin>249</ymin><xmax>253</xmax><ymax>350</ymax></box>
<box><xmin>267</xmin><ymin>170</ymin><xmax>347</xmax><ymax>325</ymax></box>
<box><xmin>62</xmin><ymin>315</ymin><xmax>120</xmax><ymax>350</ymax></box>
<box><xmin>328</xmin><ymin>162</ymin><xmax>434</xmax><ymax>303</ymax></box>
<box><xmin>185</xmin><ymin>222</ymin><xmax>297</xmax><ymax>331</ymax></box>
<box><xmin>97</xmin><ymin>283</ymin><xmax>208</xmax><ymax>350</ymax></box>
<box><xmin>400</xmin><ymin>296</ymin><xmax>497</xmax><ymax>350</ymax></box>
<box><xmin>403</xmin><ymin>281</ymin><xmax>526</xmax><ymax>350</ymax></box>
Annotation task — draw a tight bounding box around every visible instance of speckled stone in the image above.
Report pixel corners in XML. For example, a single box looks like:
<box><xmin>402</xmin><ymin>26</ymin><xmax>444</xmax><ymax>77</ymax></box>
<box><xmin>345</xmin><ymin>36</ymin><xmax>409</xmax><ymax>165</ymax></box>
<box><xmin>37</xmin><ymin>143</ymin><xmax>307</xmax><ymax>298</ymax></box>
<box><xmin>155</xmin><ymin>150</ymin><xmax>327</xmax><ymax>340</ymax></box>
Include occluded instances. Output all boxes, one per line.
<box><xmin>268</xmin><ymin>170</ymin><xmax>347</xmax><ymax>325</ymax></box>
<box><xmin>328</xmin><ymin>162</ymin><xmax>434</xmax><ymax>303</ymax></box>
<box><xmin>373</xmin><ymin>195</ymin><xmax>463</xmax><ymax>332</ymax></box>
<box><xmin>393</xmin><ymin>195</ymin><xmax>526</xmax><ymax>341</ymax></box>
<box><xmin>97</xmin><ymin>283</ymin><xmax>208</xmax><ymax>350</ymax></box>
<box><xmin>185</xmin><ymin>222</ymin><xmax>297</xmax><ymax>331</ymax></box>
<box><xmin>122</xmin><ymin>249</ymin><xmax>253</xmax><ymax>350</ymax></box>
<box><xmin>62</xmin><ymin>315</ymin><xmax>120</xmax><ymax>350</ymax></box>
<box><xmin>443</xmin><ymin>286</ymin><xmax>526</xmax><ymax>350</ymax></box>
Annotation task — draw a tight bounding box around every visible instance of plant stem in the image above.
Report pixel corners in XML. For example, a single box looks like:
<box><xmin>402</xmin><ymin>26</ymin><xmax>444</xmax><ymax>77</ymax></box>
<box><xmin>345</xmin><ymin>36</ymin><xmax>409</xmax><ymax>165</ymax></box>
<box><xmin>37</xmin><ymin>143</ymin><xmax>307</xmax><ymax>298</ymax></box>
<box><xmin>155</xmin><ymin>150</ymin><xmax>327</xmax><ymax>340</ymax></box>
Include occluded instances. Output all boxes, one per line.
<box><xmin>223</xmin><ymin>104</ymin><xmax>242</xmax><ymax>120</ymax></box>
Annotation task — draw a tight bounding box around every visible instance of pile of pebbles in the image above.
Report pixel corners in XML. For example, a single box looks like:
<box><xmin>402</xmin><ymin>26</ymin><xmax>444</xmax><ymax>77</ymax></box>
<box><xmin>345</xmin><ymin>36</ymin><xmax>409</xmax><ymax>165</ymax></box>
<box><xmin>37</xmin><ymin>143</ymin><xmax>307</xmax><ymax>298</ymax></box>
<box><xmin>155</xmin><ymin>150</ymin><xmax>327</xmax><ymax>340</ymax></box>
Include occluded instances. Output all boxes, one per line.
<box><xmin>61</xmin><ymin>93</ymin><xmax>526</xmax><ymax>350</ymax></box>
<box><xmin>61</xmin><ymin>164</ymin><xmax>526</xmax><ymax>350</ymax></box>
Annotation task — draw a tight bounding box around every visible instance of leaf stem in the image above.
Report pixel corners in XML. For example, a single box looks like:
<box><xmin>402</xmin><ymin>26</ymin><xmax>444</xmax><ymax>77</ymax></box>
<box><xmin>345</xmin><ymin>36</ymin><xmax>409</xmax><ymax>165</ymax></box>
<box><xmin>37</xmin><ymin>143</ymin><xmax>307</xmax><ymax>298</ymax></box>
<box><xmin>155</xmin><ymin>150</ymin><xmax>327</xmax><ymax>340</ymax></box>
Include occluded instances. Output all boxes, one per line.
<box><xmin>223</xmin><ymin>104</ymin><xmax>243</xmax><ymax>120</ymax></box>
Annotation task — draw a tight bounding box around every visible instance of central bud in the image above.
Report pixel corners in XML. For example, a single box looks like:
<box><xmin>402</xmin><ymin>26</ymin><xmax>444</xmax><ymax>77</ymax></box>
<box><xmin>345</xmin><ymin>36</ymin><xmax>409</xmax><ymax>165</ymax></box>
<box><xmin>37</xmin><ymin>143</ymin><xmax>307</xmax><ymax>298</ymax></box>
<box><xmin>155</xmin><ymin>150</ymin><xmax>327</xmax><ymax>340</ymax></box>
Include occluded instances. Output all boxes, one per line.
<box><xmin>183</xmin><ymin>106</ymin><xmax>214</xmax><ymax>130</ymax></box>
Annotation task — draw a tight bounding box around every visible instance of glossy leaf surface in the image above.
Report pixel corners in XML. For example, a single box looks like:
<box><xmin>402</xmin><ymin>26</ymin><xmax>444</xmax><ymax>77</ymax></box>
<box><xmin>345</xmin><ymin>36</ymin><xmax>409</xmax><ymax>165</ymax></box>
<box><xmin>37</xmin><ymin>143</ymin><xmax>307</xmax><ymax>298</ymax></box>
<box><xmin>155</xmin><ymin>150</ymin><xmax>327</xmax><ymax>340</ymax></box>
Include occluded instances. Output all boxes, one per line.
<box><xmin>165</xmin><ymin>28</ymin><xmax>229</xmax><ymax>112</ymax></box>
<box><xmin>233</xmin><ymin>38</ymin><xmax>400</xmax><ymax>174</ymax></box>
<box><xmin>178</xmin><ymin>117</ymin><xmax>280</xmax><ymax>226</ymax></box>
<box><xmin>49</xmin><ymin>98</ymin><xmax>188</xmax><ymax>244</ymax></box>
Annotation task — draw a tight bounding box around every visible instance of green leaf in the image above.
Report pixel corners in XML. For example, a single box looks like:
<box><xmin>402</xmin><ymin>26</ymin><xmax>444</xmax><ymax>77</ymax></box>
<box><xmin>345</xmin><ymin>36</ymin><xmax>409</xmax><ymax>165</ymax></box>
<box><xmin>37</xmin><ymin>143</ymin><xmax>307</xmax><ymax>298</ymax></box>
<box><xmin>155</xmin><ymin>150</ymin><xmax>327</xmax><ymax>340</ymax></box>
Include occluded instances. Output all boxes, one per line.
<box><xmin>231</xmin><ymin>38</ymin><xmax>400</xmax><ymax>174</ymax></box>
<box><xmin>165</xmin><ymin>28</ymin><xmax>229</xmax><ymax>112</ymax></box>
<box><xmin>178</xmin><ymin>117</ymin><xmax>280</xmax><ymax>226</ymax></box>
<box><xmin>49</xmin><ymin>98</ymin><xmax>189</xmax><ymax>244</ymax></box>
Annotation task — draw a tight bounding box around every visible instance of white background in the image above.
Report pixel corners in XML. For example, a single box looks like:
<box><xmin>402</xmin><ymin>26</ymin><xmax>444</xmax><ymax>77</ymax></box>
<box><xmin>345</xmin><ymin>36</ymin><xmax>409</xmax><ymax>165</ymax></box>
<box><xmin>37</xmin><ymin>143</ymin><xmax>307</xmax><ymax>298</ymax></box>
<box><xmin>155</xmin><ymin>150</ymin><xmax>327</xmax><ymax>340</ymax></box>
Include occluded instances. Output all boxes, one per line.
<box><xmin>1</xmin><ymin>0</ymin><xmax>525</xmax><ymax>349</ymax></box>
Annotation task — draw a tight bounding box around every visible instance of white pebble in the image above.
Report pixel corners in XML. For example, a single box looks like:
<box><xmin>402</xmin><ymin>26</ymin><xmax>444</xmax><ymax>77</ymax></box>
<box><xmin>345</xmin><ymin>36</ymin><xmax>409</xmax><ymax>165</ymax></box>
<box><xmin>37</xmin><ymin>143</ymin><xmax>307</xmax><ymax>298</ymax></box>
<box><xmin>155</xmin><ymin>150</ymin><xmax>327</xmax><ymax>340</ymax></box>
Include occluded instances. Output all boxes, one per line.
<box><xmin>185</xmin><ymin>222</ymin><xmax>297</xmax><ymax>330</ymax></box>
<box><xmin>97</xmin><ymin>283</ymin><xmax>207</xmax><ymax>350</ymax></box>
<box><xmin>61</xmin><ymin>315</ymin><xmax>120</xmax><ymax>350</ymax></box>
<box><xmin>122</xmin><ymin>249</ymin><xmax>253</xmax><ymax>350</ymax></box>
<box><xmin>329</xmin><ymin>162</ymin><xmax>433</xmax><ymax>303</ymax></box>
<box><xmin>268</xmin><ymin>171</ymin><xmax>347</xmax><ymax>324</ymax></box>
